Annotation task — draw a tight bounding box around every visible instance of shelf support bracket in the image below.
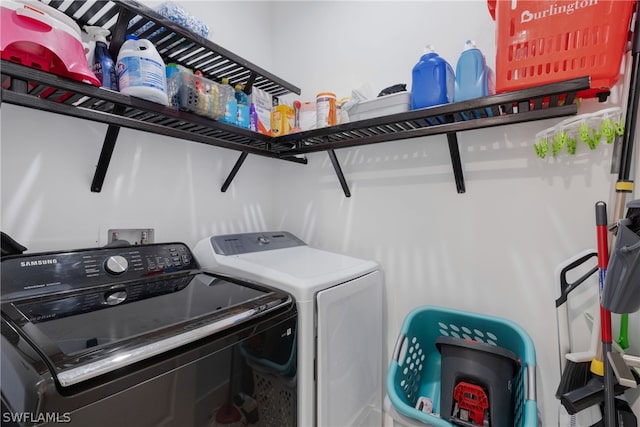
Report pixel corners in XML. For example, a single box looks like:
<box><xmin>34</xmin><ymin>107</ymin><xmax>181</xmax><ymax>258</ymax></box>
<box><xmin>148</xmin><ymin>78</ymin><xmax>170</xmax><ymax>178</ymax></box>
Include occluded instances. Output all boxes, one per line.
<box><xmin>446</xmin><ymin>132</ymin><xmax>466</xmax><ymax>194</ymax></box>
<box><xmin>91</xmin><ymin>106</ymin><xmax>126</xmax><ymax>192</ymax></box>
<box><xmin>244</xmin><ymin>72</ymin><xmax>257</xmax><ymax>94</ymax></box>
<box><xmin>328</xmin><ymin>149</ymin><xmax>351</xmax><ymax>197</ymax></box>
<box><xmin>442</xmin><ymin>113</ymin><xmax>465</xmax><ymax>194</ymax></box>
<box><xmin>90</xmin><ymin>7</ymin><xmax>135</xmax><ymax>193</ymax></box>
<box><xmin>221</xmin><ymin>152</ymin><xmax>249</xmax><ymax>192</ymax></box>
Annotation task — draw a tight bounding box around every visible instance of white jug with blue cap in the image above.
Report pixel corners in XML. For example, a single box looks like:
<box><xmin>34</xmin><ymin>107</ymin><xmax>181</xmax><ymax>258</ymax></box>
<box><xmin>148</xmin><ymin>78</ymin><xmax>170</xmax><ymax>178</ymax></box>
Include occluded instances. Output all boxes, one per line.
<box><xmin>117</xmin><ymin>35</ymin><xmax>168</xmax><ymax>105</ymax></box>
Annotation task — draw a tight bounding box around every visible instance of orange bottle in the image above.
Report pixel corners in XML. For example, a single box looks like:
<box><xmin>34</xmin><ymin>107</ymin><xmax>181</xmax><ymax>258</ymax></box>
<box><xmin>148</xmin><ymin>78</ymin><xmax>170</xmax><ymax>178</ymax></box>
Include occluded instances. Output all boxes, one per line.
<box><xmin>316</xmin><ymin>92</ymin><xmax>336</xmax><ymax>128</ymax></box>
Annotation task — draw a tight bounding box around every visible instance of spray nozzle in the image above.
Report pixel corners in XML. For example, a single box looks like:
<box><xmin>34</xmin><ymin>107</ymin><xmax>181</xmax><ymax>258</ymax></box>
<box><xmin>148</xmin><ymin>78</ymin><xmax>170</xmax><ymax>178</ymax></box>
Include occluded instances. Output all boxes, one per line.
<box><xmin>84</xmin><ymin>26</ymin><xmax>111</xmax><ymax>43</ymax></box>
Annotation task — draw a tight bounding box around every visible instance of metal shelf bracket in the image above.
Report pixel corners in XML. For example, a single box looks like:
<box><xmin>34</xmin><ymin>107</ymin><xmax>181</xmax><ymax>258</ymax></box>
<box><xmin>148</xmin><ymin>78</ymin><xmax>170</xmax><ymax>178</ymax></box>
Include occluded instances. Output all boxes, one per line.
<box><xmin>446</xmin><ymin>132</ymin><xmax>466</xmax><ymax>194</ymax></box>
<box><xmin>91</xmin><ymin>117</ymin><xmax>125</xmax><ymax>193</ymax></box>
<box><xmin>221</xmin><ymin>152</ymin><xmax>249</xmax><ymax>193</ymax></box>
<box><xmin>328</xmin><ymin>149</ymin><xmax>351</xmax><ymax>197</ymax></box>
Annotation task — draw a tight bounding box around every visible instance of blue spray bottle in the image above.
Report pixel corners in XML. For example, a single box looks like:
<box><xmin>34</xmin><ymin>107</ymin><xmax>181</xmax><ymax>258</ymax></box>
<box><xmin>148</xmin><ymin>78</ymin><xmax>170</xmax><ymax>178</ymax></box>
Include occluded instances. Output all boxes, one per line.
<box><xmin>85</xmin><ymin>26</ymin><xmax>118</xmax><ymax>91</ymax></box>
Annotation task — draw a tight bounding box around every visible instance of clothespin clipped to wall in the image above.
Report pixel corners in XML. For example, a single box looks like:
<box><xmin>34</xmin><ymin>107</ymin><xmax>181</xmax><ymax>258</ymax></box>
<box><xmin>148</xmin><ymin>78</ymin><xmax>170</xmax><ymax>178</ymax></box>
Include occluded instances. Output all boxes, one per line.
<box><xmin>533</xmin><ymin>108</ymin><xmax>624</xmax><ymax>159</ymax></box>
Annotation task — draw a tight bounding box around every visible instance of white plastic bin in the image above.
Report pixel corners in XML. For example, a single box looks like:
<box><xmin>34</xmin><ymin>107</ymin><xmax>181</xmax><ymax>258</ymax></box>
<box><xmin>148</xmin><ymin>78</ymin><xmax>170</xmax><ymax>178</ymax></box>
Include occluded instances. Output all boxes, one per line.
<box><xmin>348</xmin><ymin>92</ymin><xmax>411</xmax><ymax>122</ymax></box>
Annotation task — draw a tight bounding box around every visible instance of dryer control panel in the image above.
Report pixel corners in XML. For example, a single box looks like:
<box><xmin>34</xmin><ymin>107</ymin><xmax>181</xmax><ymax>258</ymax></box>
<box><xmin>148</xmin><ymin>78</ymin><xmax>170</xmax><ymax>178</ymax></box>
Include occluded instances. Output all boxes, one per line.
<box><xmin>210</xmin><ymin>231</ymin><xmax>306</xmax><ymax>255</ymax></box>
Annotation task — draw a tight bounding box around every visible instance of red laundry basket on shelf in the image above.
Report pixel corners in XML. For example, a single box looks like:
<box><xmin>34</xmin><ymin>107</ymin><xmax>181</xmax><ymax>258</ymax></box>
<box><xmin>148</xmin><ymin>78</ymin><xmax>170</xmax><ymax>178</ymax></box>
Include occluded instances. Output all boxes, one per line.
<box><xmin>488</xmin><ymin>0</ymin><xmax>636</xmax><ymax>99</ymax></box>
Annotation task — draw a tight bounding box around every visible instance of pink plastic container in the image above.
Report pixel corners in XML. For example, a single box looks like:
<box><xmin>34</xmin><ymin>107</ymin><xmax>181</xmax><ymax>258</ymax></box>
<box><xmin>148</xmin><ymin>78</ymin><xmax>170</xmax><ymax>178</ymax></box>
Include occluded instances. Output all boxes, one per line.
<box><xmin>1</xmin><ymin>0</ymin><xmax>100</xmax><ymax>86</ymax></box>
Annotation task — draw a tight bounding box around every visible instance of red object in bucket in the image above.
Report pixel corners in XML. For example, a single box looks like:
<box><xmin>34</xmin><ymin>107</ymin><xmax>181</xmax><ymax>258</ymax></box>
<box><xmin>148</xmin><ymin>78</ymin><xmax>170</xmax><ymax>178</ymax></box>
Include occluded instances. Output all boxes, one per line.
<box><xmin>488</xmin><ymin>0</ymin><xmax>635</xmax><ymax>98</ymax></box>
<box><xmin>453</xmin><ymin>382</ymin><xmax>489</xmax><ymax>426</ymax></box>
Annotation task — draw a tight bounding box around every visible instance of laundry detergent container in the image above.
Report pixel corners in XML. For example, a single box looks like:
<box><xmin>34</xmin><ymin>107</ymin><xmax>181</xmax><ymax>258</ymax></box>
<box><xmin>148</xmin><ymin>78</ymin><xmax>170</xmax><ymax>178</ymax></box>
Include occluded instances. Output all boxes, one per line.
<box><xmin>386</xmin><ymin>306</ymin><xmax>537</xmax><ymax>427</ymax></box>
<box><xmin>436</xmin><ymin>337</ymin><xmax>519</xmax><ymax>427</ymax></box>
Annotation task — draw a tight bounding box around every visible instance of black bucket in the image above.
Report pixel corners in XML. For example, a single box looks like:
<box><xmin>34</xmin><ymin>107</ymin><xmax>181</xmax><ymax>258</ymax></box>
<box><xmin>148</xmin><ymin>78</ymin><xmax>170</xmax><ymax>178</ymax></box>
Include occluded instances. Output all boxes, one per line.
<box><xmin>436</xmin><ymin>336</ymin><xmax>519</xmax><ymax>427</ymax></box>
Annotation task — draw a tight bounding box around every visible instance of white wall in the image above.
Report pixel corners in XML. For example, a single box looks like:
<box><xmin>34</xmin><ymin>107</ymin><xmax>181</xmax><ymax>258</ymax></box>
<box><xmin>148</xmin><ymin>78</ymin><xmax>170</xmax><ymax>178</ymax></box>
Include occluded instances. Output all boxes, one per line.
<box><xmin>267</xmin><ymin>1</ymin><xmax>640</xmax><ymax>426</ymax></box>
<box><xmin>1</xmin><ymin>1</ymin><xmax>278</xmax><ymax>251</ymax></box>
<box><xmin>1</xmin><ymin>1</ymin><xmax>639</xmax><ymax>426</ymax></box>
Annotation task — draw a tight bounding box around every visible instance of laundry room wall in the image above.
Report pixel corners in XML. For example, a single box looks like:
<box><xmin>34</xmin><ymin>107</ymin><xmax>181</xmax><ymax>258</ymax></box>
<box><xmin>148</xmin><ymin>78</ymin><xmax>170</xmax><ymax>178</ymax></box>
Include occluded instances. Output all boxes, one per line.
<box><xmin>1</xmin><ymin>1</ymin><xmax>279</xmax><ymax>252</ymax></box>
<box><xmin>267</xmin><ymin>1</ymin><xmax>640</xmax><ymax>425</ymax></box>
<box><xmin>2</xmin><ymin>1</ymin><xmax>640</xmax><ymax>426</ymax></box>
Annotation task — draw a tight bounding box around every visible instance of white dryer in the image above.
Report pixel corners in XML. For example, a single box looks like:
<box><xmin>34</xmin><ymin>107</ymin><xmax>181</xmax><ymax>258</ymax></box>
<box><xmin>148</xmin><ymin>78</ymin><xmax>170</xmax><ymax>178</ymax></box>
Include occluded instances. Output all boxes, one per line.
<box><xmin>194</xmin><ymin>231</ymin><xmax>384</xmax><ymax>427</ymax></box>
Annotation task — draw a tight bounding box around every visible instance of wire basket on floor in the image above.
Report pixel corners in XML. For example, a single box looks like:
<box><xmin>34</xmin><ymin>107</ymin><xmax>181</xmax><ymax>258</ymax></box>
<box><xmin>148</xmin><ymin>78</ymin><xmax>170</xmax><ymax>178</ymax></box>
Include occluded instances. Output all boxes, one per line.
<box><xmin>386</xmin><ymin>305</ymin><xmax>537</xmax><ymax>427</ymax></box>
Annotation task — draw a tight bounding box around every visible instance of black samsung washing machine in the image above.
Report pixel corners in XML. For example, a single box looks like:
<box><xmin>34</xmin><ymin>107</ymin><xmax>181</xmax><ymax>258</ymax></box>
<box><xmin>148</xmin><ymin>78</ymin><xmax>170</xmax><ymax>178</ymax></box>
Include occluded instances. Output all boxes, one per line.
<box><xmin>0</xmin><ymin>242</ymin><xmax>297</xmax><ymax>427</ymax></box>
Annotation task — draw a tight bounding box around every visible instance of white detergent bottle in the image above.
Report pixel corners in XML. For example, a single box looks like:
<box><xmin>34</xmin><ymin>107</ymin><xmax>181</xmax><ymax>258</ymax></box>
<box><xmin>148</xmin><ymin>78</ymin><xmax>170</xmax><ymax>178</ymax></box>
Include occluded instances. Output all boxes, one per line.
<box><xmin>117</xmin><ymin>35</ymin><xmax>168</xmax><ymax>105</ymax></box>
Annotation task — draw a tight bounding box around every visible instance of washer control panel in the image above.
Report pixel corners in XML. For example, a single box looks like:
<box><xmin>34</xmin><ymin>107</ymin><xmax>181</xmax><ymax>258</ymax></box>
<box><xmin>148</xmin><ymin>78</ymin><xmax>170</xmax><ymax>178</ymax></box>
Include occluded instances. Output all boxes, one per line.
<box><xmin>1</xmin><ymin>243</ymin><xmax>197</xmax><ymax>300</ymax></box>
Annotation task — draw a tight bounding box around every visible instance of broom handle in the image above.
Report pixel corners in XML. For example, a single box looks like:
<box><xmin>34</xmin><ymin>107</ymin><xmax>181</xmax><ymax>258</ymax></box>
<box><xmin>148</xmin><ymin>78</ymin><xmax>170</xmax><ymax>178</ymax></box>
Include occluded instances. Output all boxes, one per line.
<box><xmin>596</xmin><ymin>202</ymin><xmax>616</xmax><ymax>427</ymax></box>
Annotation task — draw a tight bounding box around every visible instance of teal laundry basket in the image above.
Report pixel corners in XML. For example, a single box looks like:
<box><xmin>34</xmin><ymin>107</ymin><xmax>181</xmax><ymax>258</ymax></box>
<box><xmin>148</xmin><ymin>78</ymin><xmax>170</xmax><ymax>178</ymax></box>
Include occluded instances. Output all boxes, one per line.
<box><xmin>386</xmin><ymin>306</ymin><xmax>537</xmax><ymax>427</ymax></box>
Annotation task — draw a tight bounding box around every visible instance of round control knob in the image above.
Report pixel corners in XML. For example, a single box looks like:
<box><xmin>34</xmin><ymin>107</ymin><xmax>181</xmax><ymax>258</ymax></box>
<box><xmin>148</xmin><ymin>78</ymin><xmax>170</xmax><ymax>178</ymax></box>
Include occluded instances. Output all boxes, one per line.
<box><xmin>104</xmin><ymin>255</ymin><xmax>128</xmax><ymax>275</ymax></box>
<box><xmin>257</xmin><ymin>235</ymin><xmax>270</xmax><ymax>245</ymax></box>
<box><xmin>105</xmin><ymin>290</ymin><xmax>127</xmax><ymax>306</ymax></box>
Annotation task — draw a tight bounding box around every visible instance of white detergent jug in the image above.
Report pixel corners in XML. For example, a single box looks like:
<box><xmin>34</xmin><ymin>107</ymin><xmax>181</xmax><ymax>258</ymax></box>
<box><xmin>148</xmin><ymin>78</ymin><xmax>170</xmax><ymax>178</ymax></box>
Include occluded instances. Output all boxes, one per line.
<box><xmin>117</xmin><ymin>35</ymin><xmax>168</xmax><ymax>105</ymax></box>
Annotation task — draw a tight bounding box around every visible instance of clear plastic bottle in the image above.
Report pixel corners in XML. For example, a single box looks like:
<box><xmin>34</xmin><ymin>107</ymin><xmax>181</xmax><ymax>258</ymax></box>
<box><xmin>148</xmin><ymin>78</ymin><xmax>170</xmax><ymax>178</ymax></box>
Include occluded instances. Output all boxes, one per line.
<box><xmin>235</xmin><ymin>84</ymin><xmax>250</xmax><ymax>129</ymax></box>
<box><xmin>410</xmin><ymin>45</ymin><xmax>454</xmax><ymax>109</ymax></box>
<box><xmin>220</xmin><ymin>77</ymin><xmax>237</xmax><ymax>125</ymax></box>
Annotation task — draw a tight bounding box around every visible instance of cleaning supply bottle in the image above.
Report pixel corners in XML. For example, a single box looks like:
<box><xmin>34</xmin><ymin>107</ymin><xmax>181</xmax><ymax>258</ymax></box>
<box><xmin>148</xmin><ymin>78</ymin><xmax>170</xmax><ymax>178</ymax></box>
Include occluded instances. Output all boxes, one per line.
<box><xmin>220</xmin><ymin>78</ymin><xmax>237</xmax><ymax>125</ymax></box>
<box><xmin>410</xmin><ymin>45</ymin><xmax>454</xmax><ymax>110</ymax></box>
<box><xmin>454</xmin><ymin>40</ymin><xmax>494</xmax><ymax>101</ymax></box>
<box><xmin>117</xmin><ymin>35</ymin><xmax>168</xmax><ymax>105</ymax></box>
<box><xmin>85</xmin><ymin>26</ymin><xmax>117</xmax><ymax>91</ymax></box>
<box><xmin>84</xmin><ymin>33</ymin><xmax>96</xmax><ymax>70</ymax></box>
<box><xmin>249</xmin><ymin>103</ymin><xmax>258</xmax><ymax>132</ymax></box>
<box><xmin>235</xmin><ymin>84</ymin><xmax>250</xmax><ymax>129</ymax></box>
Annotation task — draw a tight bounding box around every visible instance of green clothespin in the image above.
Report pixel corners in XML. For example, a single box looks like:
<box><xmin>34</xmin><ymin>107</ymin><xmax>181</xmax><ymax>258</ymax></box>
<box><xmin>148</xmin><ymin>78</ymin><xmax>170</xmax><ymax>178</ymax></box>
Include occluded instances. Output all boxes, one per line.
<box><xmin>534</xmin><ymin>137</ymin><xmax>549</xmax><ymax>159</ymax></box>
<box><xmin>566</xmin><ymin>136</ymin><xmax>577</xmax><ymax>155</ymax></box>
<box><xmin>601</xmin><ymin>118</ymin><xmax>616</xmax><ymax>144</ymax></box>
<box><xmin>552</xmin><ymin>130</ymin><xmax>567</xmax><ymax>157</ymax></box>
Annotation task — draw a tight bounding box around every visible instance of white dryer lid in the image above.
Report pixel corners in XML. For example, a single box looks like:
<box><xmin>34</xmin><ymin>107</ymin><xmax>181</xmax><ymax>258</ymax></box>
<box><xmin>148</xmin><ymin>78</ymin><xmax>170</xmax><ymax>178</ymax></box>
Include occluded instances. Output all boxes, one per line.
<box><xmin>196</xmin><ymin>239</ymin><xmax>378</xmax><ymax>302</ymax></box>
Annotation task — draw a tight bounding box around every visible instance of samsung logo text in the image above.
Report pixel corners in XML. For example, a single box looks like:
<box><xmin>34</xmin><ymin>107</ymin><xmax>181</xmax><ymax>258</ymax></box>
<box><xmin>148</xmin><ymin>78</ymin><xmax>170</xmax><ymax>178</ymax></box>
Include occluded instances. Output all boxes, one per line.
<box><xmin>20</xmin><ymin>259</ymin><xmax>58</xmax><ymax>267</ymax></box>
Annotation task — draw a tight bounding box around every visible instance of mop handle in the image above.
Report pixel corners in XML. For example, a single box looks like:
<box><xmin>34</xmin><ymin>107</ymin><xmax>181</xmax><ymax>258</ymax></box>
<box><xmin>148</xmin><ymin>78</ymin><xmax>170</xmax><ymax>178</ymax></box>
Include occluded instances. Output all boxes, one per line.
<box><xmin>596</xmin><ymin>201</ymin><xmax>615</xmax><ymax>427</ymax></box>
<box><xmin>596</xmin><ymin>203</ymin><xmax>612</xmax><ymax>344</ymax></box>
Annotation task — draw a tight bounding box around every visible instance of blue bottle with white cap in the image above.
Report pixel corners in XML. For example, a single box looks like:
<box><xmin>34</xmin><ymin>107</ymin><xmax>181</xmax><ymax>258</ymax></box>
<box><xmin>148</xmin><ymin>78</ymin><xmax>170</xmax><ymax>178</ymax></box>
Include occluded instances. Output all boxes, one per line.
<box><xmin>411</xmin><ymin>45</ymin><xmax>455</xmax><ymax>110</ymax></box>
<box><xmin>454</xmin><ymin>40</ymin><xmax>494</xmax><ymax>102</ymax></box>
